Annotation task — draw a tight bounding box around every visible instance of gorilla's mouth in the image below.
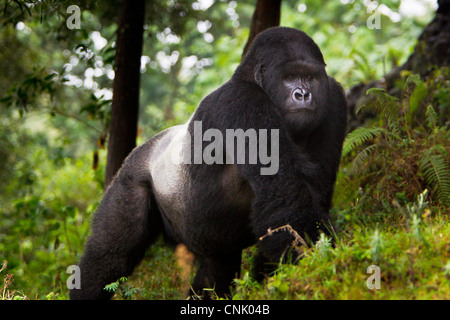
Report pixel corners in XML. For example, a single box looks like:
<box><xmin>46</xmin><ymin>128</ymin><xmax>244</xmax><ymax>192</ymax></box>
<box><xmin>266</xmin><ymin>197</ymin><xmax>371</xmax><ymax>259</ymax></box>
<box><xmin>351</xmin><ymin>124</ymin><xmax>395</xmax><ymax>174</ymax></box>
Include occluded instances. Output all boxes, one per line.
<box><xmin>286</xmin><ymin>107</ymin><xmax>314</xmax><ymax>113</ymax></box>
<box><xmin>286</xmin><ymin>103</ymin><xmax>316</xmax><ymax>112</ymax></box>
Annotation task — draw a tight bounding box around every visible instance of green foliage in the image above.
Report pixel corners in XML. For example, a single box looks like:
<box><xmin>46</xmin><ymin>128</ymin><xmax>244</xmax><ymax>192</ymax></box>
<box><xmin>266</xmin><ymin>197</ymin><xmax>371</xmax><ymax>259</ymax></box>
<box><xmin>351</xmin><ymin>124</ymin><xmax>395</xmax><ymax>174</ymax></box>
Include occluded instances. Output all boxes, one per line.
<box><xmin>419</xmin><ymin>150</ymin><xmax>450</xmax><ymax>206</ymax></box>
<box><xmin>0</xmin><ymin>68</ymin><xmax>57</xmax><ymax>116</ymax></box>
<box><xmin>0</xmin><ymin>143</ymin><xmax>102</xmax><ymax>299</ymax></box>
<box><xmin>103</xmin><ymin>276</ymin><xmax>144</xmax><ymax>299</ymax></box>
<box><xmin>233</xmin><ymin>208</ymin><xmax>449</xmax><ymax>299</ymax></box>
<box><xmin>425</xmin><ymin>104</ymin><xmax>439</xmax><ymax>132</ymax></box>
<box><xmin>337</xmin><ymin>70</ymin><xmax>450</xmax><ymax>207</ymax></box>
<box><xmin>341</xmin><ymin>127</ymin><xmax>386</xmax><ymax>159</ymax></box>
<box><xmin>358</xmin><ymin>87</ymin><xmax>401</xmax><ymax>120</ymax></box>
<box><xmin>407</xmin><ymin>74</ymin><xmax>429</xmax><ymax>119</ymax></box>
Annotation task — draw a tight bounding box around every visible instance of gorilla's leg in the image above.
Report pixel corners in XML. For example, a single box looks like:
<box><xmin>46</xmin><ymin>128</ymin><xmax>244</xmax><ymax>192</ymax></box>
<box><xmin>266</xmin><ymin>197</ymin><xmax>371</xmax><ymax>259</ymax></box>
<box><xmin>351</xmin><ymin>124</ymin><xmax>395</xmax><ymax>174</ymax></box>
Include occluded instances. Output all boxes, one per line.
<box><xmin>190</xmin><ymin>252</ymin><xmax>242</xmax><ymax>299</ymax></box>
<box><xmin>251</xmin><ymin>249</ymin><xmax>278</xmax><ymax>282</ymax></box>
<box><xmin>70</xmin><ymin>168</ymin><xmax>162</xmax><ymax>299</ymax></box>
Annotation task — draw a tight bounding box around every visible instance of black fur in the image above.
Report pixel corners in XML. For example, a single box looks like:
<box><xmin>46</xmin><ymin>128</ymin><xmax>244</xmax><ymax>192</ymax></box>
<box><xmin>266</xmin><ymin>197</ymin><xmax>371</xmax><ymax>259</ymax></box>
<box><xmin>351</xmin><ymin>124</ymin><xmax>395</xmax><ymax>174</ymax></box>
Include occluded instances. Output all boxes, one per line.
<box><xmin>69</xmin><ymin>27</ymin><xmax>347</xmax><ymax>300</ymax></box>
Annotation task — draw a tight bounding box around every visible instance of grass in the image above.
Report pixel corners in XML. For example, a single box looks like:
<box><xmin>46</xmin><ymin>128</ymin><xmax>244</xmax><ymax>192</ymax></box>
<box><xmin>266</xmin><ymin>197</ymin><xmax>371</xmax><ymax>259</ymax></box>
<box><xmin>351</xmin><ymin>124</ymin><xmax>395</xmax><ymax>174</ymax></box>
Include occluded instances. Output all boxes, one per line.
<box><xmin>233</xmin><ymin>211</ymin><xmax>449</xmax><ymax>299</ymax></box>
<box><xmin>108</xmin><ymin>191</ymin><xmax>449</xmax><ymax>300</ymax></box>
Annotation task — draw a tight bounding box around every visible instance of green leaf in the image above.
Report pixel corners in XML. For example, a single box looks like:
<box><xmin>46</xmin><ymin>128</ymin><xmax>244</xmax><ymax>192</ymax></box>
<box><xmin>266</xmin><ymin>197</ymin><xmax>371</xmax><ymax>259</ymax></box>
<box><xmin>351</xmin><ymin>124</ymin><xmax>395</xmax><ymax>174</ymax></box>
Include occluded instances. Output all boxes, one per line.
<box><xmin>419</xmin><ymin>150</ymin><xmax>450</xmax><ymax>205</ymax></box>
<box><xmin>104</xmin><ymin>281</ymin><xmax>119</xmax><ymax>292</ymax></box>
<box><xmin>408</xmin><ymin>77</ymin><xmax>428</xmax><ymax>119</ymax></box>
<box><xmin>425</xmin><ymin>104</ymin><xmax>438</xmax><ymax>132</ymax></box>
<box><xmin>342</xmin><ymin>127</ymin><xmax>386</xmax><ymax>158</ymax></box>
<box><xmin>359</xmin><ymin>88</ymin><xmax>401</xmax><ymax>120</ymax></box>
<box><xmin>44</xmin><ymin>73</ymin><xmax>57</xmax><ymax>81</ymax></box>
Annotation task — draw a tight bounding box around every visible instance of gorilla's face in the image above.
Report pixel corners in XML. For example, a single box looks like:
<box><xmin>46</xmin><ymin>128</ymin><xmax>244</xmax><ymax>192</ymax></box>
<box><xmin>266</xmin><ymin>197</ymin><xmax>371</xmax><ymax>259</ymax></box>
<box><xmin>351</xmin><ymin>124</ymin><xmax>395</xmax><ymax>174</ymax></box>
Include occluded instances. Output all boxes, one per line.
<box><xmin>265</xmin><ymin>59</ymin><xmax>329</xmax><ymax>134</ymax></box>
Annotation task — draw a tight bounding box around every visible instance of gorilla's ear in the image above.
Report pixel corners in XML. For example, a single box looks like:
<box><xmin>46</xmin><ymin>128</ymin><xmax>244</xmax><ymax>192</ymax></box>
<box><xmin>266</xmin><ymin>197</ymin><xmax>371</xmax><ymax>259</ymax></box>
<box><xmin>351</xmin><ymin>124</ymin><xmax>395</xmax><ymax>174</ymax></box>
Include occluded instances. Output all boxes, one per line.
<box><xmin>254</xmin><ymin>64</ymin><xmax>265</xmax><ymax>88</ymax></box>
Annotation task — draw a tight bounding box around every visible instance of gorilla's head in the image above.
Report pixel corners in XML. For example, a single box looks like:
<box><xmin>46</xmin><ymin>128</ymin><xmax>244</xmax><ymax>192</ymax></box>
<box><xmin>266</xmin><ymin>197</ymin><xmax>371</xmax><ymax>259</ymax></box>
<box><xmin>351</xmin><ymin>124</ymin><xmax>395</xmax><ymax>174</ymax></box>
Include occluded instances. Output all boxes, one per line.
<box><xmin>234</xmin><ymin>27</ymin><xmax>330</xmax><ymax>134</ymax></box>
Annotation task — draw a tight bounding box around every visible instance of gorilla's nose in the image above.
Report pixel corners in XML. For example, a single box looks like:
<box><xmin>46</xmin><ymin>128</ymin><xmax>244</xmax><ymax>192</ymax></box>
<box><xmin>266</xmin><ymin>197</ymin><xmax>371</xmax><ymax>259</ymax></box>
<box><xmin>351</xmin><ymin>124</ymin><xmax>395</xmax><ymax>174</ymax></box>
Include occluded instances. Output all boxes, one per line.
<box><xmin>292</xmin><ymin>88</ymin><xmax>312</xmax><ymax>107</ymax></box>
<box><xmin>293</xmin><ymin>88</ymin><xmax>311</xmax><ymax>101</ymax></box>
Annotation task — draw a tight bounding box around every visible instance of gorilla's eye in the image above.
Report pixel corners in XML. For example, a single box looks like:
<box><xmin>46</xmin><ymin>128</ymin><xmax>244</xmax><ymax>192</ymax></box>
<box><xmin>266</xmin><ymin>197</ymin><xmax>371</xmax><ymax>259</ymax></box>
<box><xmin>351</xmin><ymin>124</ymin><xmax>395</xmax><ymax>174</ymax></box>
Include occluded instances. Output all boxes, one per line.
<box><xmin>285</xmin><ymin>74</ymin><xmax>295</xmax><ymax>81</ymax></box>
<box><xmin>305</xmin><ymin>75</ymin><xmax>313</xmax><ymax>81</ymax></box>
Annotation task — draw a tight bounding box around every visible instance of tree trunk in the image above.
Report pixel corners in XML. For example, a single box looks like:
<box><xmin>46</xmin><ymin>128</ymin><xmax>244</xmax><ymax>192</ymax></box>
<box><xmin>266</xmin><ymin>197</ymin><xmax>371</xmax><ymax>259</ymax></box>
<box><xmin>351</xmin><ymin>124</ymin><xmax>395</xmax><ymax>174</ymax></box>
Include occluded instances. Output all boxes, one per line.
<box><xmin>346</xmin><ymin>0</ymin><xmax>449</xmax><ymax>130</ymax></box>
<box><xmin>384</xmin><ymin>0</ymin><xmax>449</xmax><ymax>89</ymax></box>
<box><xmin>105</xmin><ymin>0</ymin><xmax>146</xmax><ymax>188</ymax></box>
<box><xmin>242</xmin><ymin>0</ymin><xmax>282</xmax><ymax>57</ymax></box>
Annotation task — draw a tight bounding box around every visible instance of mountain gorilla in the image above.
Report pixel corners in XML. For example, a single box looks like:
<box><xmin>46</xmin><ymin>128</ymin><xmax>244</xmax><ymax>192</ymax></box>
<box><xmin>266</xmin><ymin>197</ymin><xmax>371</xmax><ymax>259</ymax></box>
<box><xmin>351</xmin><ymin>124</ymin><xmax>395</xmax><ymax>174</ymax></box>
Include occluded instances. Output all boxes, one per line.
<box><xmin>69</xmin><ymin>27</ymin><xmax>347</xmax><ymax>300</ymax></box>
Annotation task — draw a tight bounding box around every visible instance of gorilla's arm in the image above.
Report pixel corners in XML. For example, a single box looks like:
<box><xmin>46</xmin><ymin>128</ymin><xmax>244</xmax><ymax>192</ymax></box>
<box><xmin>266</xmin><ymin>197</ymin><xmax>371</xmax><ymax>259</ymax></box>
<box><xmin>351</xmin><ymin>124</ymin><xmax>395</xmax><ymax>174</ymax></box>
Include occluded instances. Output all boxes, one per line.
<box><xmin>306</xmin><ymin>77</ymin><xmax>348</xmax><ymax>209</ymax></box>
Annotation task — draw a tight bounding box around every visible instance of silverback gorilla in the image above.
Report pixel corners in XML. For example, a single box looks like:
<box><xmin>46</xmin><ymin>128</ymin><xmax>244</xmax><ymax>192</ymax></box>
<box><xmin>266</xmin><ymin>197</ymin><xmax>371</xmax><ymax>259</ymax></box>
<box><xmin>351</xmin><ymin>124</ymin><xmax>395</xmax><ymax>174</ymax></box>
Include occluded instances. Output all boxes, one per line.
<box><xmin>69</xmin><ymin>27</ymin><xmax>347</xmax><ymax>300</ymax></box>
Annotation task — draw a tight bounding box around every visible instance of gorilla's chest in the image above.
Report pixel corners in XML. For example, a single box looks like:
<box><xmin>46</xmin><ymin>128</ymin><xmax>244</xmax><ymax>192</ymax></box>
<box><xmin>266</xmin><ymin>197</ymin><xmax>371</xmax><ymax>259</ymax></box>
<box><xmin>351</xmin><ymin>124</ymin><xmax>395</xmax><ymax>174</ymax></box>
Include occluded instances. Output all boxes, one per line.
<box><xmin>149</xmin><ymin>125</ymin><xmax>255</xmax><ymax>250</ymax></box>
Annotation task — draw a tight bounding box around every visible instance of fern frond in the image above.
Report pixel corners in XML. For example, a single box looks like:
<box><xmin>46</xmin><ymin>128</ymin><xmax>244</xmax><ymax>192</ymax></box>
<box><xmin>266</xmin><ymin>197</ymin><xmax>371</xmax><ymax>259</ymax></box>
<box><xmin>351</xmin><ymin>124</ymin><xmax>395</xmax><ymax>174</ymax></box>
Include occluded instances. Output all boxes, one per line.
<box><xmin>349</xmin><ymin>144</ymin><xmax>379</xmax><ymax>175</ymax></box>
<box><xmin>333</xmin><ymin>174</ymin><xmax>359</xmax><ymax>207</ymax></box>
<box><xmin>103</xmin><ymin>277</ymin><xmax>127</xmax><ymax>293</ymax></box>
<box><xmin>342</xmin><ymin>127</ymin><xmax>386</xmax><ymax>158</ymax></box>
<box><xmin>419</xmin><ymin>150</ymin><xmax>450</xmax><ymax>205</ymax></box>
<box><xmin>104</xmin><ymin>281</ymin><xmax>119</xmax><ymax>292</ymax></box>
<box><xmin>358</xmin><ymin>88</ymin><xmax>402</xmax><ymax>120</ymax></box>
<box><xmin>407</xmin><ymin>75</ymin><xmax>428</xmax><ymax>117</ymax></box>
<box><xmin>425</xmin><ymin>104</ymin><xmax>438</xmax><ymax>132</ymax></box>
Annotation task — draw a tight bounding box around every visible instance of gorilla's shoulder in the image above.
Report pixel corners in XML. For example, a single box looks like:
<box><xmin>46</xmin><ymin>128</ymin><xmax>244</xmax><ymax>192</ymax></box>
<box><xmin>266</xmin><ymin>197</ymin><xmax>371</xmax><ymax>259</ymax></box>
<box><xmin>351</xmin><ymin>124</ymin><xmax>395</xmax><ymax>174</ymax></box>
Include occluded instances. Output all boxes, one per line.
<box><xmin>198</xmin><ymin>80</ymin><xmax>267</xmax><ymax>112</ymax></box>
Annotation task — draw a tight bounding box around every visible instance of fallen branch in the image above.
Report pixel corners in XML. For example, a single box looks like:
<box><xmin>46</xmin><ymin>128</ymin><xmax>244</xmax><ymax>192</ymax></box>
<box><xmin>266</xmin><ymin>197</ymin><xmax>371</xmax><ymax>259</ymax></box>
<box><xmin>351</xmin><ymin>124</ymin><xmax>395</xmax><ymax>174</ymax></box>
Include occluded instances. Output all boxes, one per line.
<box><xmin>259</xmin><ymin>224</ymin><xmax>308</xmax><ymax>250</ymax></box>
